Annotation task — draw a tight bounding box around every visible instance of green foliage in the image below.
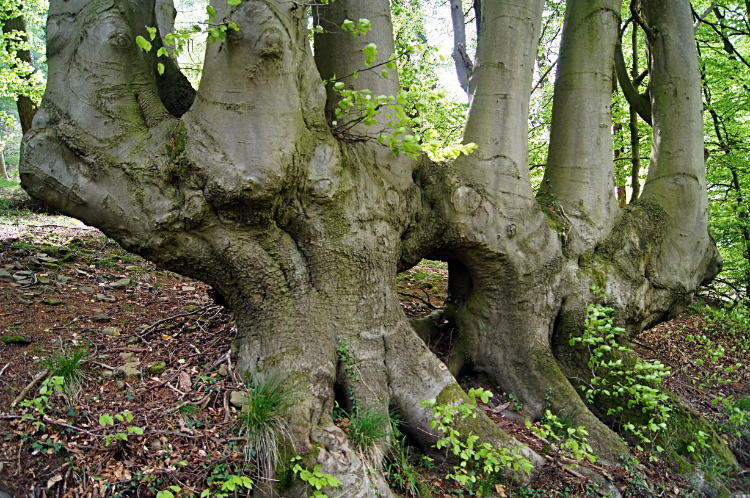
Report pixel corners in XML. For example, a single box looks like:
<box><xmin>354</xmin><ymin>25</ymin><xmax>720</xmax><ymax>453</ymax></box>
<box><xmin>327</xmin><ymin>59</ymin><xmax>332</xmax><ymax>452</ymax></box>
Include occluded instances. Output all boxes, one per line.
<box><xmin>99</xmin><ymin>410</ymin><xmax>144</xmax><ymax>446</ymax></box>
<box><xmin>421</xmin><ymin>388</ymin><xmax>532</xmax><ymax>487</ymax></box>
<box><xmin>526</xmin><ymin>410</ymin><xmax>596</xmax><ymax>463</ymax></box>
<box><xmin>200</xmin><ymin>470</ymin><xmax>253</xmax><ymax>498</ymax></box>
<box><xmin>291</xmin><ymin>456</ymin><xmax>342</xmax><ymax>498</ymax></box>
<box><xmin>234</xmin><ymin>370</ymin><xmax>297</xmax><ymax>477</ymax></box>
<box><xmin>39</xmin><ymin>345</ymin><xmax>87</xmax><ymax>394</ymax></box>
<box><xmin>343</xmin><ymin>406</ymin><xmax>393</xmax><ymax>460</ymax></box>
<box><xmin>570</xmin><ymin>287</ymin><xmax>671</xmax><ymax>449</ymax></box>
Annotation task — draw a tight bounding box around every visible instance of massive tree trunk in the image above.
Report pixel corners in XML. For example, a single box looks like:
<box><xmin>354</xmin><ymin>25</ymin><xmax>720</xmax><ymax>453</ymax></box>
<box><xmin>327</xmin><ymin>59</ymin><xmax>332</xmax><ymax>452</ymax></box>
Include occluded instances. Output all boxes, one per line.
<box><xmin>20</xmin><ymin>0</ymin><xmax>726</xmax><ymax>495</ymax></box>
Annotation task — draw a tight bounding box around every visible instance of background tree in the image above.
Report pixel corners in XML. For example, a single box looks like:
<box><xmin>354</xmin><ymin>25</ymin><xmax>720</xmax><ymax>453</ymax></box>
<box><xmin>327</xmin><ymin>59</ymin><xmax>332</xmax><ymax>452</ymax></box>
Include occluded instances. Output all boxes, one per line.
<box><xmin>19</xmin><ymin>0</ymin><xmax>731</xmax><ymax>495</ymax></box>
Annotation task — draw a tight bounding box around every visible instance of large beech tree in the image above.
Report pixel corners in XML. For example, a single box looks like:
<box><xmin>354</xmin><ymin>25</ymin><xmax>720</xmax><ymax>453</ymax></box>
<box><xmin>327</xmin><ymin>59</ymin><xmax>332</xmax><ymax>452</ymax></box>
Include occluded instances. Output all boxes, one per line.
<box><xmin>20</xmin><ymin>0</ymin><xmax>727</xmax><ymax>495</ymax></box>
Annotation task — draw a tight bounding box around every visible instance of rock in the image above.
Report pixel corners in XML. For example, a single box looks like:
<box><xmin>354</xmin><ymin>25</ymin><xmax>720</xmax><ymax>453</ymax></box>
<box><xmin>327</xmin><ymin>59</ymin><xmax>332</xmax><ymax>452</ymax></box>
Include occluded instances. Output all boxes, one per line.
<box><xmin>102</xmin><ymin>370</ymin><xmax>115</xmax><ymax>379</ymax></box>
<box><xmin>126</xmin><ymin>266</ymin><xmax>140</xmax><ymax>271</ymax></box>
<box><xmin>126</xmin><ymin>336</ymin><xmax>139</xmax><ymax>345</ymax></box>
<box><xmin>94</xmin><ymin>314</ymin><xmax>111</xmax><ymax>322</ymax></box>
<box><xmin>150</xmin><ymin>440</ymin><xmax>162</xmax><ymax>452</ymax></box>
<box><xmin>1</xmin><ymin>335</ymin><xmax>32</xmax><ymax>345</ymax></box>
<box><xmin>37</xmin><ymin>254</ymin><xmax>58</xmax><ymax>263</ymax></box>
<box><xmin>150</xmin><ymin>361</ymin><xmax>167</xmax><ymax>375</ymax></box>
<box><xmin>102</xmin><ymin>327</ymin><xmax>121</xmax><ymax>337</ymax></box>
<box><xmin>0</xmin><ymin>489</ymin><xmax>14</xmax><ymax>498</ymax></box>
<box><xmin>0</xmin><ymin>269</ymin><xmax>11</xmax><ymax>279</ymax></box>
<box><xmin>218</xmin><ymin>364</ymin><xmax>228</xmax><ymax>377</ymax></box>
<box><xmin>181</xmin><ymin>286</ymin><xmax>196</xmax><ymax>292</ymax></box>
<box><xmin>115</xmin><ymin>380</ymin><xmax>126</xmax><ymax>390</ymax></box>
<box><xmin>109</xmin><ymin>278</ymin><xmax>131</xmax><ymax>289</ymax></box>
<box><xmin>120</xmin><ymin>362</ymin><xmax>141</xmax><ymax>381</ymax></box>
<box><xmin>17</xmin><ymin>297</ymin><xmax>32</xmax><ymax>305</ymax></box>
<box><xmin>230</xmin><ymin>391</ymin><xmax>248</xmax><ymax>408</ymax></box>
<box><xmin>65</xmin><ymin>305</ymin><xmax>78</xmax><ymax>311</ymax></box>
<box><xmin>38</xmin><ymin>277</ymin><xmax>51</xmax><ymax>284</ymax></box>
<box><xmin>97</xmin><ymin>293</ymin><xmax>116</xmax><ymax>302</ymax></box>
<box><xmin>79</xmin><ymin>286</ymin><xmax>95</xmax><ymax>293</ymax></box>
<box><xmin>119</xmin><ymin>352</ymin><xmax>135</xmax><ymax>362</ymax></box>
<box><xmin>42</xmin><ymin>298</ymin><xmax>63</xmax><ymax>305</ymax></box>
<box><xmin>15</xmin><ymin>271</ymin><xmax>32</xmax><ymax>276</ymax></box>
<box><xmin>56</xmin><ymin>275</ymin><xmax>69</xmax><ymax>284</ymax></box>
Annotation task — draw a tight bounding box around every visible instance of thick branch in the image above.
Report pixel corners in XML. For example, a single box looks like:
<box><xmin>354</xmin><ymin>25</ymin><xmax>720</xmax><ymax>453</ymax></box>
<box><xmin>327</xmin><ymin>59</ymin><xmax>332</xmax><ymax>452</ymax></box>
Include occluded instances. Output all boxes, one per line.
<box><xmin>614</xmin><ymin>31</ymin><xmax>652</xmax><ymax>126</ymax></box>
<box><xmin>2</xmin><ymin>15</ymin><xmax>38</xmax><ymax>134</ymax></box>
<box><xmin>449</xmin><ymin>0</ymin><xmax>472</xmax><ymax>98</ymax></box>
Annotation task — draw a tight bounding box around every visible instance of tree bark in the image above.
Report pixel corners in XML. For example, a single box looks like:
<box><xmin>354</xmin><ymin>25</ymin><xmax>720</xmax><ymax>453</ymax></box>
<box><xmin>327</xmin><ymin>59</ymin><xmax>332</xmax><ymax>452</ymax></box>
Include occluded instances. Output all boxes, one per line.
<box><xmin>0</xmin><ymin>151</ymin><xmax>8</xmax><ymax>180</ymax></box>
<box><xmin>2</xmin><ymin>15</ymin><xmax>37</xmax><ymax>134</ymax></box>
<box><xmin>19</xmin><ymin>0</ymin><xmax>729</xmax><ymax>494</ymax></box>
<box><xmin>629</xmin><ymin>24</ymin><xmax>642</xmax><ymax>203</ymax></box>
<box><xmin>449</xmin><ymin>0</ymin><xmax>472</xmax><ymax>99</ymax></box>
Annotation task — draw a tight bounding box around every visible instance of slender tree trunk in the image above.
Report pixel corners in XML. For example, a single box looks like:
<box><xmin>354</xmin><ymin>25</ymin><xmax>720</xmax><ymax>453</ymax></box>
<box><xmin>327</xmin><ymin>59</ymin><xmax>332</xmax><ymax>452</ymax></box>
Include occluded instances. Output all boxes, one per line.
<box><xmin>629</xmin><ymin>25</ymin><xmax>642</xmax><ymax>202</ymax></box>
<box><xmin>0</xmin><ymin>151</ymin><xmax>8</xmax><ymax>180</ymax></box>
<box><xmin>2</xmin><ymin>15</ymin><xmax>37</xmax><ymax>134</ymax></box>
<box><xmin>449</xmin><ymin>0</ymin><xmax>472</xmax><ymax>99</ymax></box>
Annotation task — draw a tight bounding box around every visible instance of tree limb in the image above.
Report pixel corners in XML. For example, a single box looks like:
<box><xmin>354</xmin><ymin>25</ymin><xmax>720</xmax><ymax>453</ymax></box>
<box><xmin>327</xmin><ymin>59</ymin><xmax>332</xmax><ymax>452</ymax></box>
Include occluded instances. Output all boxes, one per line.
<box><xmin>450</xmin><ymin>0</ymin><xmax>472</xmax><ymax>98</ymax></box>
<box><xmin>615</xmin><ymin>30</ymin><xmax>652</xmax><ymax>125</ymax></box>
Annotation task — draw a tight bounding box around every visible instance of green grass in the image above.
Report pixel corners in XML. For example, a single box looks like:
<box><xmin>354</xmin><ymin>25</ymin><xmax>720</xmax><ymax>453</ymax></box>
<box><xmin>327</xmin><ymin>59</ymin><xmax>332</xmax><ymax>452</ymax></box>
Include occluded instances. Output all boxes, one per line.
<box><xmin>235</xmin><ymin>370</ymin><xmax>299</xmax><ymax>479</ymax></box>
<box><xmin>345</xmin><ymin>407</ymin><xmax>393</xmax><ymax>462</ymax></box>
<box><xmin>40</xmin><ymin>345</ymin><xmax>88</xmax><ymax>398</ymax></box>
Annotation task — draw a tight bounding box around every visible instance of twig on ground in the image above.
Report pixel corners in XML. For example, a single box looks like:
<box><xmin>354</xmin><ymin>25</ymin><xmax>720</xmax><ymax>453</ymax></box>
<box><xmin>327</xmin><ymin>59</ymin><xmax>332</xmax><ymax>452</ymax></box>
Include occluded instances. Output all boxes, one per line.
<box><xmin>163</xmin><ymin>393</ymin><xmax>212</xmax><ymax>415</ymax></box>
<box><xmin>136</xmin><ymin>305</ymin><xmax>218</xmax><ymax>341</ymax></box>
<box><xmin>0</xmin><ymin>362</ymin><xmax>10</xmax><ymax>378</ymax></box>
<box><xmin>11</xmin><ymin>368</ymin><xmax>51</xmax><ymax>407</ymax></box>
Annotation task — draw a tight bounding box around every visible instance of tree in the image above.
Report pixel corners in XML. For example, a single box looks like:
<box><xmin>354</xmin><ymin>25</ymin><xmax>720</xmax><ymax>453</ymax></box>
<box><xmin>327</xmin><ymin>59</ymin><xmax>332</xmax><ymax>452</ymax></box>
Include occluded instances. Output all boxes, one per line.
<box><xmin>20</xmin><ymin>0</ymin><xmax>729</xmax><ymax>495</ymax></box>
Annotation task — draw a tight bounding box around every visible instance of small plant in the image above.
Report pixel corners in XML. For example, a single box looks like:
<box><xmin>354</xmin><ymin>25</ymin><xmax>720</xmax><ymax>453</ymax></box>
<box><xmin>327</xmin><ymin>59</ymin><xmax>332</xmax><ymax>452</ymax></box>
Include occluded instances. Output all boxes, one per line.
<box><xmin>569</xmin><ymin>286</ymin><xmax>671</xmax><ymax>449</ymax></box>
<box><xmin>502</xmin><ymin>391</ymin><xmax>523</xmax><ymax>412</ymax></box>
<box><xmin>234</xmin><ymin>370</ymin><xmax>298</xmax><ymax>479</ymax></box>
<box><xmin>291</xmin><ymin>456</ymin><xmax>343</xmax><ymax>498</ymax></box>
<box><xmin>40</xmin><ymin>345</ymin><xmax>87</xmax><ymax>400</ymax></box>
<box><xmin>342</xmin><ymin>406</ymin><xmax>393</xmax><ymax>462</ymax></box>
<box><xmin>526</xmin><ymin>410</ymin><xmax>596</xmax><ymax>463</ymax></box>
<box><xmin>422</xmin><ymin>387</ymin><xmax>533</xmax><ymax>487</ymax></box>
<box><xmin>99</xmin><ymin>410</ymin><xmax>144</xmax><ymax>446</ymax></box>
<box><xmin>201</xmin><ymin>469</ymin><xmax>253</xmax><ymax>498</ymax></box>
<box><xmin>156</xmin><ymin>486</ymin><xmax>181</xmax><ymax>498</ymax></box>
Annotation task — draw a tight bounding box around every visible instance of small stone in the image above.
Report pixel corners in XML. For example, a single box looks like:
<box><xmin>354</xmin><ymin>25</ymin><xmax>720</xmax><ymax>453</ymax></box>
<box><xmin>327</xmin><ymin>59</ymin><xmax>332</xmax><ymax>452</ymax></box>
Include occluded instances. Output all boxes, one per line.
<box><xmin>126</xmin><ymin>266</ymin><xmax>140</xmax><ymax>271</ymax></box>
<box><xmin>56</xmin><ymin>275</ymin><xmax>69</xmax><ymax>284</ymax></box>
<box><xmin>97</xmin><ymin>293</ymin><xmax>116</xmax><ymax>302</ymax></box>
<box><xmin>109</xmin><ymin>278</ymin><xmax>131</xmax><ymax>289</ymax></box>
<box><xmin>1</xmin><ymin>335</ymin><xmax>32</xmax><ymax>345</ymax></box>
<box><xmin>37</xmin><ymin>254</ymin><xmax>58</xmax><ymax>263</ymax></box>
<box><xmin>102</xmin><ymin>327</ymin><xmax>121</xmax><ymax>336</ymax></box>
<box><xmin>150</xmin><ymin>361</ymin><xmax>167</xmax><ymax>375</ymax></box>
<box><xmin>15</xmin><ymin>271</ymin><xmax>32</xmax><ymax>276</ymax></box>
<box><xmin>38</xmin><ymin>277</ymin><xmax>51</xmax><ymax>284</ymax></box>
<box><xmin>158</xmin><ymin>297</ymin><xmax>169</xmax><ymax>302</ymax></box>
<box><xmin>79</xmin><ymin>286</ymin><xmax>95</xmax><ymax>293</ymax></box>
<box><xmin>120</xmin><ymin>362</ymin><xmax>141</xmax><ymax>381</ymax></box>
<box><xmin>115</xmin><ymin>380</ymin><xmax>126</xmax><ymax>390</ymax></box>
<box><xmin>65</xmin><ymin>305</ymin><xmax>78</xmax><ymax>311</ymax></box>
<box><xmin>42</xmin><ymin>298</ymin><xmax>63</xmax><ymax>306</ymax></box>
<box><xmin>218</xmin><ymin>364</ymin><xmax>228</xmax><ymax>377</ymax></box>
<box><xmin>42</xmin><ymin>262</ymin><xmax>60</xmax><ymax>269</ymax></box>
<box><xmin>94</xmin><ymin>314</ymin><xmax>111</xmax><ymax>322</ymax></box>
<box><xmin>150</xmin><ymin>440</ymin><xmax>162</xmax><ymax>452</ymax></box>
<box><xmin>102</xmin><ymin>370</ymin><xmax>115</xmax><ymax>379</ymax></box>
<box><xmin>119</xmin><ymin>352</ymin><xmax>135</xmax><ymax>362</ymax></box>
<box><xmin>92</xmin><ymin>308</ymin><xmax>103</xmax><ymax>313</ymax></box>
<box><xmin>126</xmin><ymin>336</ymin><xmax>139</xmax><ymax>345</ymax></box>
<box><xmin>0</xmin><ymin>269</ymin><xmax>11</xmax><ymax>280</ymax></box>
<box><xmin>181</xmin><ymin>286</ymin><xmax>196</xmax><ymax>292</ymax></box>
<box><xmin>17</xmin><ymin>297</ymin><xmax>32</xmax><ymax>305</ymax></box>
<box><xmin>230</xmin><ymin>391</ymin><xmax>248</xmax><ymax>408</ymax></box>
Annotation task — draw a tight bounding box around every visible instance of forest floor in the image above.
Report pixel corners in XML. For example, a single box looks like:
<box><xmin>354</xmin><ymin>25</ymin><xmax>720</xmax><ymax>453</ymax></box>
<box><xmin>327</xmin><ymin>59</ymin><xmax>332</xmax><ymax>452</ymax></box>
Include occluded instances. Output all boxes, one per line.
<box><xmin>0</xmin><ymin>193</ymin><xmax>748</xmax><ymax>498</ymax></box>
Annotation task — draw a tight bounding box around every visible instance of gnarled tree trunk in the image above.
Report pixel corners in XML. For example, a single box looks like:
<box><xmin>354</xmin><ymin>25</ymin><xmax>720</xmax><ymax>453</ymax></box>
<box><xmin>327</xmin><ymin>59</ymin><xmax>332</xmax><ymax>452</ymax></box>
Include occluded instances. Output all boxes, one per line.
<box><xmin>20</xmin><ymin>0</ymin><xmax>726</xmax><ymax>495</ymax></box>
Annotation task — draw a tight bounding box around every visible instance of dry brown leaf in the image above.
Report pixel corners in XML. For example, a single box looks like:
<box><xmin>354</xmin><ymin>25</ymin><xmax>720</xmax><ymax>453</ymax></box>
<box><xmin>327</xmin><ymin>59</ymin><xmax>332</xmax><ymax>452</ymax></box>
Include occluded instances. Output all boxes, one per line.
<box><xmin>47</xmin><ymin>474</ymin><xmax>63</xmax><ymax>489</ymax></box>
<box><xmin>179</xmin><ymin>371</ymin><xmax>192</xmax><ymax>392</ymax></box>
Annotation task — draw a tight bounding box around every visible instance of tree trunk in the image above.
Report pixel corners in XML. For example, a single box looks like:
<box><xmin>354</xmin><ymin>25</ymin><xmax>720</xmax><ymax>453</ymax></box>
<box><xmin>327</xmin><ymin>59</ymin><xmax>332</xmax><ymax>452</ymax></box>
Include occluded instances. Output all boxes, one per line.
<box><xmin>19</xmin><ymin>0</ymin><xmax>728</xmax><ymax>495</ymax></box>
<box><xmin>0</xmin><ymin>151</ymin><xmax>8</xmax><ymax>180</ymax></box>
<box><xmin>2</xmin><ymin>14</ymin><xmax>37</xmax><ymax>134</ymax></box>
<box><xmin>629</xmin><ymin>24</ymin><xmax>642</xmax><ymax>203</ymax></box>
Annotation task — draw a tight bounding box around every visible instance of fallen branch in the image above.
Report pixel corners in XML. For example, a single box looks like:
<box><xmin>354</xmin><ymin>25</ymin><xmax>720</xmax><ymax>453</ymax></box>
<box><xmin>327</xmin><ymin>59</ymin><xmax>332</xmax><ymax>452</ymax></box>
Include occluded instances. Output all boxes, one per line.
<box><xmin>11</xmin><ymin>368</ymin><xmax>50</xmax><ymax>407</ymax></box>
<box><xmin>163</xmin><ymin>393</ymin><xmax>212</xmax><ymax>415</ymax></box>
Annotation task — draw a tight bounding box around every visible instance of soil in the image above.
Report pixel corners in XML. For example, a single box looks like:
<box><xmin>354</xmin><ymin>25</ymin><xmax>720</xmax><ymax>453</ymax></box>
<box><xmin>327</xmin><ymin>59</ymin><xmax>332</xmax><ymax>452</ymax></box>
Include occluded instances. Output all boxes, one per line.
<box><xmin>0</xmin><ymin>211</ymin><xmax>748</xmax><ymax>498</ymax></box>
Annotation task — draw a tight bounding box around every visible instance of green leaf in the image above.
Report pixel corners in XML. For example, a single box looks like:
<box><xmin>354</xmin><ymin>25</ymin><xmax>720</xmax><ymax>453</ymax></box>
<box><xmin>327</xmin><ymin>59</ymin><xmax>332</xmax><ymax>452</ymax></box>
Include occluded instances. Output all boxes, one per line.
<box><xmin>135</xmin><ymin>36</ymin><xmax>152</xmax><ymax>52</ymax></box>
<box><xmin>99</xmin><ymin>414</ymin><xmax>115</xmax><ymax>427</ymax></box>
<box><xmin>157</xmin><ymin>63</ymin><xmax>165</xmax><ymax>75</ymax></box>
<box><xmin>227</xmin><ymin>0</ymin><xmax>241</xmax><ymax>4</ymax></box>
<box><xmin>157</xmin><ymin>47</ymin><xmax>169</xmax><ymax>58</ymax></box>
<box><xmin>128</xmin><ymin>426</ymin><xmax>144</xmax><ymax>435</ymax></box>
<box><xmin>207</xmin><ymin>5</ymin><xmax>216</xmax><ymax>18</ymax></box>
<box><xmin>146</xmin><ymin>26</ymin><xmax>157</xmax><ymax>41</ymax></box>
